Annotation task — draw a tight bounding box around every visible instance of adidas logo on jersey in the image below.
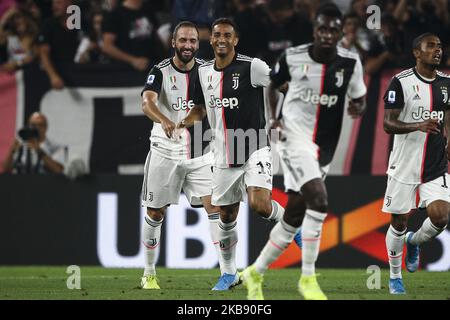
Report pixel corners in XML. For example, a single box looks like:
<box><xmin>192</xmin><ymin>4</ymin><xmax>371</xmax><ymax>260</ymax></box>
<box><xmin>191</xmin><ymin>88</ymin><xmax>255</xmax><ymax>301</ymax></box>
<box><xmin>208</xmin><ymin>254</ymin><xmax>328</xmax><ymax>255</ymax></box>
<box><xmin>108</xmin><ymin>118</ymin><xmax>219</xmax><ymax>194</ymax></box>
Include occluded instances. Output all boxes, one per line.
<box><xmin>412</xmin><ymin>94</ymin><xmax>421</xmax><ymax>100</ymax></box>
<box><xmin>299</xmin><ymin>88</ymin><xmax>338</xmax><ymax>108</ymax></box>
<box><xmin>208</xmin><ymin>96</ymin><xmax>239</xmax><ymax>109</ymax></box>
<box><xmin>412</xmin><ymin>106</ymin><xmax>444</xmax><ymax>122</ymax></box>
<box><xmin>172</xmin><ymin>97</ymin><xmax>194</xmax><ymax>111</ymax></box>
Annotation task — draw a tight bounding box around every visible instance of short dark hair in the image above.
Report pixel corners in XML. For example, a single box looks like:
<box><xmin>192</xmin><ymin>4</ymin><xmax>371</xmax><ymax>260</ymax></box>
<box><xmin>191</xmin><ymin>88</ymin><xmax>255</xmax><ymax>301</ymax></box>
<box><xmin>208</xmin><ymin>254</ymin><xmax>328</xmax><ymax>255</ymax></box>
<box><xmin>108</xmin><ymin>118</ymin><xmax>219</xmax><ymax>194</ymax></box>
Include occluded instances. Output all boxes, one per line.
<box><xmin>211</xmin><ymin>17</ymin><xmax>239</xmax><ymax>35</ymax></box>
<box><xmin>315</xmin><ymin>3</ymin><xmax>343</xmax><ymax>22</ymax></box>
<box><xmin>412</xmin><ymin>33</ymin><xmax>439</xmax><ymax>50</ymax></box>
<box><xmin>172</xmin><ymin>21</ymin><xmax>199</xmax><ymax>40</ymax></box>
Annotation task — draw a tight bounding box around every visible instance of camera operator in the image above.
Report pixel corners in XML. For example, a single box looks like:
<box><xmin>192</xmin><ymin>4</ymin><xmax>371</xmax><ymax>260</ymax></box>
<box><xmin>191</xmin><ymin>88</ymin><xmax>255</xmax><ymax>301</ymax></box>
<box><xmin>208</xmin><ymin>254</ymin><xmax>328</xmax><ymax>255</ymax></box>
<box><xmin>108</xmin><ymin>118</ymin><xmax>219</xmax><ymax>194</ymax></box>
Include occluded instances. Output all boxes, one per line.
<box><xmin>3</xmin><ymin>112</ymin><xmax>65</xmax><ymax>174</ymax></box>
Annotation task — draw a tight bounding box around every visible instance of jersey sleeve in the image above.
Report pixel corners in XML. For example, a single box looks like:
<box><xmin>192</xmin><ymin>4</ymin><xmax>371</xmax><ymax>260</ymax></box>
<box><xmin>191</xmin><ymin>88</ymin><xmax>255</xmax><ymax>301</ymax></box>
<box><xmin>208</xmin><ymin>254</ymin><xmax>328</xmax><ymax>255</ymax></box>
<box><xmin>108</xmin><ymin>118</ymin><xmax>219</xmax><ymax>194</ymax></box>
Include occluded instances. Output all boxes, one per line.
<box><xmin>270</xmin><ymin>52</ymin><xmax>291</xmax><ymax>87</ymax></box>
<box><xmin>347</xmin><ymin>57</ymin><xmax>367</xmax><ymax>99</ymax></box>
<box><xmin>193</xmin><ymin>72</ymin><xmax>205</xmax><ymax>105</ymax></box>
<box><xmin>141</xmin><ymin>66</ymin><xmax>163</xmax><ymax>96</ymax></box>
<box><xmin>250</xmin><ymin>58</ymin><xmax>271</xmax><ymax>88</ymax></box>
<box><xmin>383</xmin><ymin>77</ymin><xmax>405</xmax><ymax>109</ymax></box>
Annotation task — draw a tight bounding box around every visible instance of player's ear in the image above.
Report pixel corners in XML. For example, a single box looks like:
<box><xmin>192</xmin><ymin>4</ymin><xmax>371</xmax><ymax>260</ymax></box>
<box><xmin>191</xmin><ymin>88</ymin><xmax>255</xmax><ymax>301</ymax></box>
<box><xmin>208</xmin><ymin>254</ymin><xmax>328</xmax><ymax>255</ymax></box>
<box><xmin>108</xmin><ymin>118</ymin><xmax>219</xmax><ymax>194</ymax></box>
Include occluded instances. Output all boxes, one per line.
<box><xmin>171</xmin><ymin>38</ymin><xmax>176</xmax><ymax>49</ymax></box>
<box><xmin>413</xmin><ymin>48</ymin><xmax>420</xmax><ymax>59</ymax></box>
<box><xmin>233</xmin><ymin>36</ymin><xmax>239</xmax><ymax>47</ymax></box>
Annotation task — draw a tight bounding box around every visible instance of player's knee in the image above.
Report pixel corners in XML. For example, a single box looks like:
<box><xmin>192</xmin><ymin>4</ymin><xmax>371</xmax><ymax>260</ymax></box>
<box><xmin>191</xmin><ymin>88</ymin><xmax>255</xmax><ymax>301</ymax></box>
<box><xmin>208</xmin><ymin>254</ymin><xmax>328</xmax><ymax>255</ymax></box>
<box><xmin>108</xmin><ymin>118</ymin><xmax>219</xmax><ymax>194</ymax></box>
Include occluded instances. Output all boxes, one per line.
<box><xmin>219</xmin><ymin>204</ymin><xmax>239</xmax><ymax>222</ymax></box>
<box><xmin>147</xmin><ymin>208</ymin><xmax>165</xmax><ymax>221</ymax></box>
<box><xmin>430</xmin><ymin>213</ymin><xmax>449</xmax><ymax>229</ymax></box>
<box><xmin>307</xmin><ymin>194</ymin><xmax>328</xmax><ymax>213</ymax></box>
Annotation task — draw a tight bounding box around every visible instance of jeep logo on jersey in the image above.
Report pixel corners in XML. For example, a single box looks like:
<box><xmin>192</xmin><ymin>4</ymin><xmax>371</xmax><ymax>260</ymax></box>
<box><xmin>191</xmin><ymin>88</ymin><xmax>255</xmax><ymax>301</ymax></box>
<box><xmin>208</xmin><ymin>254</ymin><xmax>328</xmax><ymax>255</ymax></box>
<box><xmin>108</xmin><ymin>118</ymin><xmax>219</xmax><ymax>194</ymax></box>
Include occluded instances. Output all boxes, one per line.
<box><xmin>208</xmin><ymin>96</ymin><xmax>239</xmax><ymax>109</ymax></box>
<box><xmin>412</xmin><ymin>107</ymin><xmax>444</xmax><ymax>122</ymax></box>
<box><xmin>298</xmin><ymin>88</ymin><xmax>338</xmax><ymax>108</ymax></box>
<box><xmin>172</xmin><ymin>97</ymin><xmax>194</xmax><ymax>111</ymax></box>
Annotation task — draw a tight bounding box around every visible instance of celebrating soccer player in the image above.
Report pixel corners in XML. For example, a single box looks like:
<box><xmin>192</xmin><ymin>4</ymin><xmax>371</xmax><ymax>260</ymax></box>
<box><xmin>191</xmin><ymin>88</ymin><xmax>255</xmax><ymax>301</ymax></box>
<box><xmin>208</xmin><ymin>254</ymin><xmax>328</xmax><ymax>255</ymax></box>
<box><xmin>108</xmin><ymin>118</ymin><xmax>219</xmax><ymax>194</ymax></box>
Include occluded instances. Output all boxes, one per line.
<box><xmin>382</xmin><ymin>33</ymin><xmax>450</xmax><ymax>294</ymax></box>
<box><xmin>140</xmin><ymin>21</ymin><xmax>223</xmax><ymax>290</ymax></box>
<box><xmin>241</xmin><ymin>3</ymin><xmax>367</xmax><ymax>300</ymax></box>
<box><xmin>177</xmin><ymin>18</ymin><xmax>295</xmax><ymax>291</ymax></box>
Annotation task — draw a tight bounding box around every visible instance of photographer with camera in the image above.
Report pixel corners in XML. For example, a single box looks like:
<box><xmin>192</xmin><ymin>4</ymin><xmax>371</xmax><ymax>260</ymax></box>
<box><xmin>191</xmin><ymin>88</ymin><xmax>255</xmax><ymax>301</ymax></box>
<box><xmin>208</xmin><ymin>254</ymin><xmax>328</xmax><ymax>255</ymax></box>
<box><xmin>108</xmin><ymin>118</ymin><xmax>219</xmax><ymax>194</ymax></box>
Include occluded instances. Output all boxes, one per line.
<box><xmin>3</xmin><ymin>112</ymin><xmax>65</xmax><ymax>174</ymax></box>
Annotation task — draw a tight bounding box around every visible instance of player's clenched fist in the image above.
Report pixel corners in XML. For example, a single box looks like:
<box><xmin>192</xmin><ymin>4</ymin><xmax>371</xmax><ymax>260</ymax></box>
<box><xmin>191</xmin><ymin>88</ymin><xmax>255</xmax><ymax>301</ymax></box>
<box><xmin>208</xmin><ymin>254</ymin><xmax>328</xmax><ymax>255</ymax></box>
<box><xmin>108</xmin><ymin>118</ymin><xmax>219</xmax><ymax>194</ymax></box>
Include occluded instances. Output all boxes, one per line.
<box><xmin>417</xmin><ymin>119</ymin><xmax>440</xmax><ymax>134</ymax></box>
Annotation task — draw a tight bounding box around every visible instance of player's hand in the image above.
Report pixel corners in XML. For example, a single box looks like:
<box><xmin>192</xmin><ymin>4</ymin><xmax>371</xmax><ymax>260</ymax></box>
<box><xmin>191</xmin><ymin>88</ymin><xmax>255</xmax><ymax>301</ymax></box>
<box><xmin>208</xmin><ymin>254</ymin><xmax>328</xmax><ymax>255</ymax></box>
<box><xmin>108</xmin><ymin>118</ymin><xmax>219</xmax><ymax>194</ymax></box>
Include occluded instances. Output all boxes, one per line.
<box><xmin>417</xmin><ymin>119</ymin><xmax>440</xmax><ymax>134</ymax></box>
<box><xmin>50</xmin><ymin>75</ymin><xmax>65</xmax><ymax>90</ymax></box>
<box><xmin>131</xmin><ymin>57</ymin><xmax>150</xmax><ymax>71</ymax></box>
<box><xmin>161</xmin><ymin>119</ymin><xmax>176</xmax><ymax>139</ymax></box>
<box><xmin>27</xmin><ymin>138</ymin><xmax>39</xmax><ymax>151</ymax></box>
<box><xmin>347</xmin><ymin>99</ymin><xmax>365</xmax><ymax>119</ymax></box>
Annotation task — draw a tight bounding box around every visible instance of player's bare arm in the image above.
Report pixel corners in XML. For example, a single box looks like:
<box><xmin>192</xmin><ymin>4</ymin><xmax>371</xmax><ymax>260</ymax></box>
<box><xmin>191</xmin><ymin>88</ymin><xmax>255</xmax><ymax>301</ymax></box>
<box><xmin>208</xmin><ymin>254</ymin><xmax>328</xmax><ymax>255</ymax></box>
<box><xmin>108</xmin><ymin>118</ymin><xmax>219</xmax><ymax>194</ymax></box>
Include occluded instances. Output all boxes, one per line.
<box><xmin>268</xmin><ymin>81</ymin><xmax>285</xmax><ymax>132</ymax></box>
<box><xmin>142</xmin><ymin>90</ymin><xmax>176</xmax><ymax>138</ymax></box>
<box><xmin>177</xmin><ymin>104</ymin><xmax>206</xmax><ymax>129</ymax></box>
<box><xmin>446</xmin><ymin>110</ymin><xmax>450</xmax><ymax>161</ymax></box>
<box><xmin>384</xmin><ymin>108</ymin><xmax>440</xmax><ymax>134</ymax></box>
<box><xmin>347</xmin><ymin>96</ymin><xmax>366</xmax><ymax>119</ymax></box>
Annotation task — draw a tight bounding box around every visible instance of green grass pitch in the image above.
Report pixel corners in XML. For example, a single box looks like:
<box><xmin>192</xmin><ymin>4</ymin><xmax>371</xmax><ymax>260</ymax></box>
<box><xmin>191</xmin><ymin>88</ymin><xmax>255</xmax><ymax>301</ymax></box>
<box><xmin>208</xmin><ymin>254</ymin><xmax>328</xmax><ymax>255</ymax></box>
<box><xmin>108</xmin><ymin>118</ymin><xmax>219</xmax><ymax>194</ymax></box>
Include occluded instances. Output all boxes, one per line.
<box><xmin>0</xmin><ymin>267</ymin><xmax>449</xmax><ymax>300</ymax></box>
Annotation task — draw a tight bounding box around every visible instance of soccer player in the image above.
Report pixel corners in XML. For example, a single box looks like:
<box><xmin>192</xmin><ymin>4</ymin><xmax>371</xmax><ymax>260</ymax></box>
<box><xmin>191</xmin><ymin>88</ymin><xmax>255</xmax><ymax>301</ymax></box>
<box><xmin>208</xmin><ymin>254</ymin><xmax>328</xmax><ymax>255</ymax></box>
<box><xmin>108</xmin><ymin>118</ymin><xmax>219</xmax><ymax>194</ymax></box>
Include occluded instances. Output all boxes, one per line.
<box><xmin>140</xmin><ymin>21</ymin><xmax>223</xmax><ymax>290</ymax></box>
<box><xmin>382</xmin><ymin>33</ymin><xmax>450</xmax><ymax>294</ymax></box>
<box><xmin>177</xmin><ymin>18</ymin><xmax>291</xmax><ymax>290</ymax></box>
<box><xmin>241</xmin><ymin>3</ymin><xmax>367</xmax><ymax>300</ymax></box>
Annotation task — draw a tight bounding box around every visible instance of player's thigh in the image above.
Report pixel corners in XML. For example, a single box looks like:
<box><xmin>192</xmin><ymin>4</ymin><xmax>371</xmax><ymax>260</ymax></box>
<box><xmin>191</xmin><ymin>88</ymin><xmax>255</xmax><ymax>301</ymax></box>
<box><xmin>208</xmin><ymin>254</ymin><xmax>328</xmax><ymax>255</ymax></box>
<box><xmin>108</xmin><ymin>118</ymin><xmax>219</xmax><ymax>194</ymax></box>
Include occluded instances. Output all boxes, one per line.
<box><xmin>183</xmin><ymin>155</ymin><xmax>213</xmax><ymax>208</ymax></box>
<box><xmin>420</xmin><ymin>174</ymin><xmax>450</xmax><ymax>225</ymax></box>
<box><xmin>382</xmin><ymin>176</ymin><xmax>417</xmax><ymax>214</ymax></box>
<box><xmin>244</xmin><ymin>146</ymin><xmax>273</xmax><ymax>192</ymax></box>
<box><xmin>141</xmin><ymin>151</ymin><xmax>184</xmax><ymax>208</ymax></box>
<box><xmin>279</xmin><ymin>148</ymin><xmax>323</xmax><ymax>193</ymax></box>
<box><xmin>420</xmin><ymin>174</ymin><xmax>450</xmax><ymax>208</ymax></box>
<box><xmin>211</xmin><ymin>166</ymin><xmax>245</xmax><ymax>206</ymax></box>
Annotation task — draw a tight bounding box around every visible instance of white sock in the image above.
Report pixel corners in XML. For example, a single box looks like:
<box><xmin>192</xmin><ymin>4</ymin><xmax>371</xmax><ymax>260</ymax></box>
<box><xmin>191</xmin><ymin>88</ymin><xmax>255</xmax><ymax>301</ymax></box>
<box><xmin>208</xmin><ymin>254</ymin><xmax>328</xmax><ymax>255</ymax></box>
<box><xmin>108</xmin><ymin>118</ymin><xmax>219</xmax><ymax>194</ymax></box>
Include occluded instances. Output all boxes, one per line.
<box><xmin>208</xmin><ymin>212</ymin><xmax>224</xmax><ymax>274</ymax></box>
<box><xmin>218</xmin><ymin>218</ymin><xmax>238</xmax><ymax>275</ymax></box>
<box><xmin>410</xmin><ymin>218</ymin><xmax>445</xmax><ymax>245</ymax></box>
<box><xmin>265</xmin><ymin>200</ymin><xmax>285</xmax><ymax>222</ymax></box>
<box><xmin>386</xmin><ymin>225</ymin><xmax>406</xmax><ymax>279</ymax></box>
<box><xmin>254</xmin><ymin>219</ymin><xmax>298</xmax><ymax>274</ymax></box>
<box><xmin>301</xmin><ymin>209</ymin><xmax>327</xmax><ymax>276</ymax></box>
<box><xmin>142</xmin><ymin>215</ymin><xmax>163</xmax><ymax>276</ymax></box>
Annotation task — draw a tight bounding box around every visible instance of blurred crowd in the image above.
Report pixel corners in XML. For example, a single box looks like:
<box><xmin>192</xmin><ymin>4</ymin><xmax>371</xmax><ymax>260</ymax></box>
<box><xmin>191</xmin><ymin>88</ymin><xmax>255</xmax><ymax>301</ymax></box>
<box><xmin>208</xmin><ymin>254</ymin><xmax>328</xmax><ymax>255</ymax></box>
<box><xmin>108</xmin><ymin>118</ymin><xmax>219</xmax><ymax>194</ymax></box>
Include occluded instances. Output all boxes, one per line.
<box><xmin>1</xmin><ymin>0</ymin><xmax>450</xmax><ymax>89</ymax></box>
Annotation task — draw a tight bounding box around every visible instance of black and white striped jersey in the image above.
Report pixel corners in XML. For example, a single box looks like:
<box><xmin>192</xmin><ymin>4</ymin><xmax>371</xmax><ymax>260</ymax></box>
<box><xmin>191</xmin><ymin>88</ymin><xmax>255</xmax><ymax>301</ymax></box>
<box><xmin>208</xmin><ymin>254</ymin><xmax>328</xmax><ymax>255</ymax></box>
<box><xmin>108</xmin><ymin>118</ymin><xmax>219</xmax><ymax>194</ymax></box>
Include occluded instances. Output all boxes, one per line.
<box><xmin>142</xmin><ymin>58</ymin><xmax>210</xmax><ymax>160</ymax></box>
<box><xmin>271</xmin><ymin>43</ymin><xmax>366</xmax><ymax>166</ymax></box>
<box><xmin>193</xmin><ymin>53</ymin><xmax>271</xmax><ymax>168</ymax></box>
<box><xmin>384</xmin><ymin>68</ymin><xmax>450</xmax><ymax>184</ymax></box>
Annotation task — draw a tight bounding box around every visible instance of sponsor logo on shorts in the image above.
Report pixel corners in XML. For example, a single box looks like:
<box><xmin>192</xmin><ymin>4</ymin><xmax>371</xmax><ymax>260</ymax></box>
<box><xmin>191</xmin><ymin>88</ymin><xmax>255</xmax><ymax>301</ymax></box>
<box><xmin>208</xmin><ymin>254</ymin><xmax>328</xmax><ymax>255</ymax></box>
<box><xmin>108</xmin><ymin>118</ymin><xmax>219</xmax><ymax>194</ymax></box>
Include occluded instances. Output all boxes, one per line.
<box><xmin>148</xmin><ymin>192</ymin><xmax>153</xmax><ymax>202</ymax></box>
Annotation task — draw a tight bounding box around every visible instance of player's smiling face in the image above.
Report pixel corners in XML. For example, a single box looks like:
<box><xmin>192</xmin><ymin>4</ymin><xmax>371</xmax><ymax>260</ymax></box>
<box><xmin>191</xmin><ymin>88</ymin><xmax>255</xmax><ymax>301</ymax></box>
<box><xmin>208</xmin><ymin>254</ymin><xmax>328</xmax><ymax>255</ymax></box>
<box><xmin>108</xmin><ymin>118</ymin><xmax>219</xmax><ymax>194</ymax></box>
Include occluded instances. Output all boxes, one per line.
<box><xmin>210</xmin><ymin>24</ymin><xmax>239</xmax><ymax>58</ymax></box>
<box><xmin>173</xmin><ymin>27</ymin><xmax>199</xmax><ymax>64</ymax></box>
<box><xmin>415</xmin><ymin>36</ymin><xmax>442</xmax><ymax>67</ymax></box>
<box><xmin>314</xmin><ymin>15</ymin><xmax>342</xmax><ymax>50</ymax></box>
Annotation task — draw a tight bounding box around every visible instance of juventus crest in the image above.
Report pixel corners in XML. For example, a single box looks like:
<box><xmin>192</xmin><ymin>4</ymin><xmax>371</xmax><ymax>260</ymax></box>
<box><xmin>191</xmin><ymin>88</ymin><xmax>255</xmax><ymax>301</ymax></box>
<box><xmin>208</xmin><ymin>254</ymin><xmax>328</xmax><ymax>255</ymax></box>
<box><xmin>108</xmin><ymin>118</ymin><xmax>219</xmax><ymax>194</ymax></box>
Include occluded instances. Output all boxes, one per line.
<box><xmin>441</xmin><ymin>86</ymin><xmax>448</xmax><ymax>104</ymax></box>
<box><xmin>232</xmin><ymin>73</ymin><xmax>240</xmax><ymax>90</ymax></box>
<box><xmin>335</xmin><ymin>69</ymin><xmax>344</xmax><ymax>88</ymax></box>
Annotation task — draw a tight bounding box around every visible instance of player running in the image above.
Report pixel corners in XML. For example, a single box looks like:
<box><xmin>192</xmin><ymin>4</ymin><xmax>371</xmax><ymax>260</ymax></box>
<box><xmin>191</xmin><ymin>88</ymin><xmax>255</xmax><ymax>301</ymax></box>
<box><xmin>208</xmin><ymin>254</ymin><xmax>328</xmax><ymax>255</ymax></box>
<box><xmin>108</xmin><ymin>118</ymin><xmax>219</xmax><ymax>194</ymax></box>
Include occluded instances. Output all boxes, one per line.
<box><xmin>140</xmin><ymin>21</ymin><xmax>223</xmax><ymax>290</ymax></box>
<box><xmin>241</xmin><ymin>3</ymin><xmax>367</xmax><ymax>300</ymax></box>
<box><xmin>177</xmin><ymin>18</ymin><xmax>294</xmax><ymax>291</ymax></box>
<box><xmin>382</xmin><ymin>33</ymin><xmax>450</xmax><ymax>294</ymax></box>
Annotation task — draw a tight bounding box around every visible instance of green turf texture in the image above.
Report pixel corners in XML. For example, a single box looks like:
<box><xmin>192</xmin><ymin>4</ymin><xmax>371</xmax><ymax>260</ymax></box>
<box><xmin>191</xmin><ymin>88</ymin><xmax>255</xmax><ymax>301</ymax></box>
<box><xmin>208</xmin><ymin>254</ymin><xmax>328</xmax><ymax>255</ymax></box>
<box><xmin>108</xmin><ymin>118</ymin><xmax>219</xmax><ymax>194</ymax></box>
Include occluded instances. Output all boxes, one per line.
<box><xmin>0</xmin><ymin>267</ymin><xmax>449</xmax><ymax>300</ymax></box>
